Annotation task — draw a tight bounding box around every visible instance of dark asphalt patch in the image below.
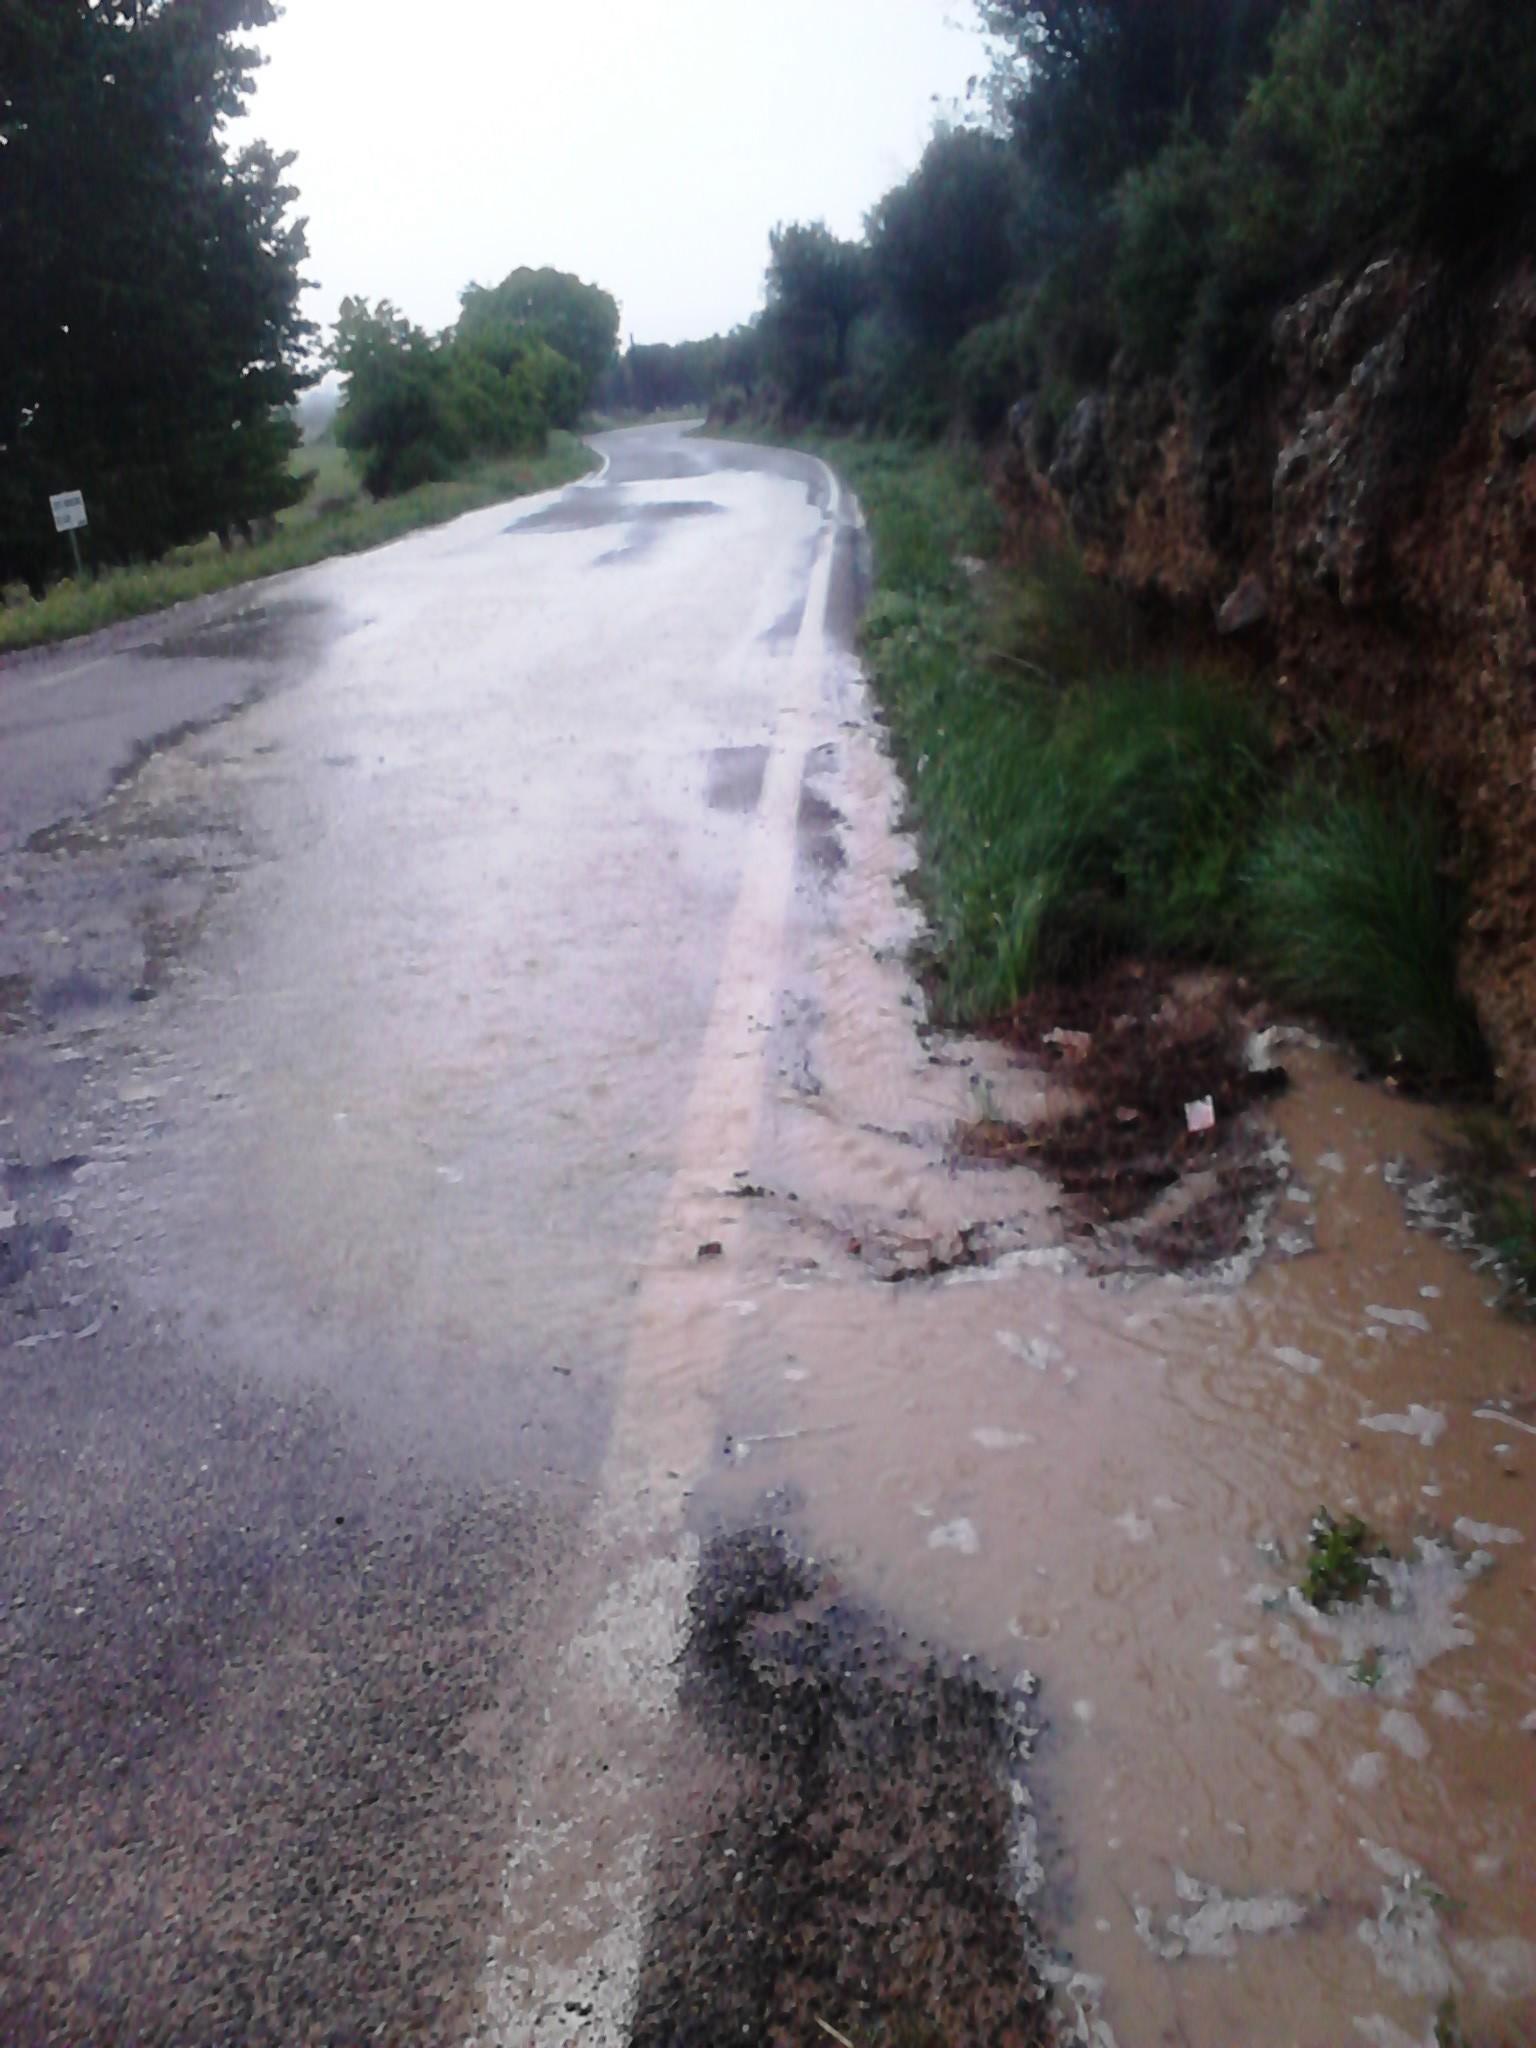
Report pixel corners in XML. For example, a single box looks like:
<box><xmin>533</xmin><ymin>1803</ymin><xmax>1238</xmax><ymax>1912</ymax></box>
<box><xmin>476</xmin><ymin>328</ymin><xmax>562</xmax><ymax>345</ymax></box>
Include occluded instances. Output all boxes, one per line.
<box><xmin>705</xmin><ymin>745</ymin><xmax>769</xmax><ymax>815</ymax></box>
<box><xmin>630</xmin><ymin>1527</ymin><xmax>1053</xmax><ymax>2048</ymax></box>
<box><xmin>0</xmin><ymin>973</ymin><xmax>32</xmax><ymax>1035</ymax></box>
<box><xmin>138</xmin><ymin>598</ymin><xmax>327</xmax><ymax>664</ymax></box>
<box><xmin>0</xmin><ymin>1218</ymin><xmax>73</xmax><ymax>1292</ymax></box>
<box><xmin>509</xmin><ymin>493</ymin><xmax>722</xmax><ymax>537</ymax></box>
<box><xmin>797</xmin><ymin>784</ymin><xmax>846</xmax><ymax>880</ymax></box>
<box><xmin>3</xmin><ymin>1155</ymin><xmax>87</xmax><ymax>1195</ymax></box>
<box><xmin>824</xmin><ymin>520</ymin><xmax>874</xmax><ymax>653</ymax></box>
<box><xmin>35</xmin><ymin>967</ymin><xmax>118</xmax><ymax>1021</ymax></box>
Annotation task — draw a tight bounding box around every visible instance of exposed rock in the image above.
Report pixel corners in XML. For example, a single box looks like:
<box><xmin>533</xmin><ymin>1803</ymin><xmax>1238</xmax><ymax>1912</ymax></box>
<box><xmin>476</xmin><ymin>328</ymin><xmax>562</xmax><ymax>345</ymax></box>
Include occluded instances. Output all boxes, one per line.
<box><xmin>1217</xmin><ymin>573</ymin><xmax>1270</xmax><ymax>635</ymax></box>
<box><xmin>1501</xmin><ymin>395</ymin><xmax>1536</xmax><ymax>456</ymax></box>
<box><xmin>1004</xmin><ymin>248</ymin><xmax>1536</xmax><ymax>1124</ymax></box>
<box><xmin>1047</xmin><ymin>395</ymin><xmax>1114</xmax><ymax>547</ymax></box>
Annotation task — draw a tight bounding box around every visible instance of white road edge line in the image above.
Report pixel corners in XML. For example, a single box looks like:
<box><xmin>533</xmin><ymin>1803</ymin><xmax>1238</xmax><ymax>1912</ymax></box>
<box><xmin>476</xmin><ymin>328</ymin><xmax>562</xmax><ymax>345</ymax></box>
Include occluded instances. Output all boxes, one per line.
<box><xmin>469</xmin><ymin>453</ymin><xmax>847</xmax><ymax>2048</ymax></box>
<box><xmin>578</xmin><ymin>440</ymin><xmax>613</xmax><ymax>489</ymax></box>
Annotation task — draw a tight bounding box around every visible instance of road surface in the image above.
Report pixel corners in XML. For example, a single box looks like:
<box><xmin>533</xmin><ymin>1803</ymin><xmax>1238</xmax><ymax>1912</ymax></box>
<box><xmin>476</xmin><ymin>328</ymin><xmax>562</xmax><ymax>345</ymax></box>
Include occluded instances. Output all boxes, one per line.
<box><xmin>0</xmin><ymin>426</ymin><xmax>1049</xmax><ymax>2045</ymax></box>
<box><xmin>5</xmin><ymin>423</ymin><xmax>1535</xmax><ymax>2048</ymax></box>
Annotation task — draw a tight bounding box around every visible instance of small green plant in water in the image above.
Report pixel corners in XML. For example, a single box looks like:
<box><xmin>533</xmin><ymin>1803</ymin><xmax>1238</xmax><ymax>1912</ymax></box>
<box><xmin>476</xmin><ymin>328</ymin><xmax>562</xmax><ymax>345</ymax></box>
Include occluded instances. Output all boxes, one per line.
<box><xmin>1350</xmin><ymin>1649</ymin><xmax>1386</xmax><ymax>1690</ymax></box>
<box><xmin>1302</xmin><ymin>1509</ymin><xmax>1388</xmax><ymax>1611</ymax></box>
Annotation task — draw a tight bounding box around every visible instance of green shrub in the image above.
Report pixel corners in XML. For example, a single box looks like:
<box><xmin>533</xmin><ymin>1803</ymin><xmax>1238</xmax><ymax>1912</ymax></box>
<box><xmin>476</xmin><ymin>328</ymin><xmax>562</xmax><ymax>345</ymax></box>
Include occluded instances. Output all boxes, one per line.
<box><xmin>1246</xmin><ymin>775</ymin><xmax>1487</xmax><ymax>1083</ymax></box>
<box><xmin>835</xmin><ymin>442</ymin><xmax>1000</xmax><ymax>602</ymax></box>
<box><xmin>952</xmin><ymin>315</ymin><xmax>1034</xmax><ymax>439</ymax></box>
<box><xmin>890</xmin><ymin>664</ymin><xmax>1268</xmax><ymax>1014</ymax></box>
<box><xmin>1112</xmin><ymin>130</ymin><xmax>1221</xmax><ymax>374</ymax></box>
<box><xmin>1190</xmin><ymin>0</ymin><xmax>1536</xmax><ymax>384</ymax></box>
<box><xmin>1019</xmin><ymin>230</ymin><xmax>1120</xmax><ymax>400</ymax></box>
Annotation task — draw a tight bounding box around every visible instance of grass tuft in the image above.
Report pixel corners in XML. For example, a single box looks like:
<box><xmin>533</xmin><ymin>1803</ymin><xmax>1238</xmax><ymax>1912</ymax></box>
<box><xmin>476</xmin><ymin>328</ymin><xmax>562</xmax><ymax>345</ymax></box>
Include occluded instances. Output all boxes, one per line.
<box><xmin>1246</xmin><ymin>777</ymin><xmax>1488</xmax><ymax>1087</ymax></box>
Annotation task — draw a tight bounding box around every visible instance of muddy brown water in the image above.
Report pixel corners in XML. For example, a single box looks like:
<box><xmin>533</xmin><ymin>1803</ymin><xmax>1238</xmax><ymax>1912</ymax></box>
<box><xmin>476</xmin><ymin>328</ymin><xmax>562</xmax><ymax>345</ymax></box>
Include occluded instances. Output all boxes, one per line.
<box><xmin>687</xmin><ymin>701</ymin><xmax>1536</xmax><ymax>2047</ymax></box>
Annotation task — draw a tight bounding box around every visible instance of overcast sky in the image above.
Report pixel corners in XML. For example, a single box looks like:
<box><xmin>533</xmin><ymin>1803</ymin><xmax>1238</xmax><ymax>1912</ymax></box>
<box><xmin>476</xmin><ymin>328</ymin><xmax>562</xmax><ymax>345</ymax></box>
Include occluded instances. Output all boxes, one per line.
<box><xmin>235</xmin><ymin>1</ymin><xmax>994</xmax><ymax>350</ymax></box>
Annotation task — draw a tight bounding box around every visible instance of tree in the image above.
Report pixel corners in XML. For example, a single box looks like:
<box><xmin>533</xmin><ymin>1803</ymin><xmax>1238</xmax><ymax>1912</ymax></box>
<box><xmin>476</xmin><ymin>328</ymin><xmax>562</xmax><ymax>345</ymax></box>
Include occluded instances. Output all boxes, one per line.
<box><xmin>332</xmin><ymin>299</ymin><xmax>459</xmax><ymax>498</ymax></box>
<box><xmin>762</xmin><ymin>223</ymin><xmax>871</xmax><ymax>413</ymax></box>
<box><xmin>867</xmin><ymin>128</ymin><xmax>1023</xmax><ymax>354</ymax></box>
<box><xmin>332</xmin><ymin>295</ymin><xmax>585</xmax><ymax>495</ymax></box>
<box><xmin>457</xmin><ymin>268</ymin><xmax>619</xmax><ymax>406</ymax></box>
<box><xmin>979</xmin><ymin>0</ymin><xmax>1291</xmax><ymax>200</ymax></box>
<box><xmin>0</xmin><ymin>0</ymin><xmax>315</xmax><ymax>587</ymax></box>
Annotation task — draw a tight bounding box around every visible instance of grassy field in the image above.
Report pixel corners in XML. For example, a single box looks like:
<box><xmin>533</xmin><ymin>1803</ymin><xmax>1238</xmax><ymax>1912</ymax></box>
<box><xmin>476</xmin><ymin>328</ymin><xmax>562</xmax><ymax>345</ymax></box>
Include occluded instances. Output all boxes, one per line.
<box><xmin>0</xmin><ymin>433</ymin><xmax>593</xmax><ymax>657</ymax></box>
<box><xmin>282</xmin><ymin>436</ymin><xmax>363</xmax><ymax>523</ymax></box>
<box><xmin>785</xmin><ymin>429</ymin><xmax>1487</xmax><ymax>1092</ymax></box>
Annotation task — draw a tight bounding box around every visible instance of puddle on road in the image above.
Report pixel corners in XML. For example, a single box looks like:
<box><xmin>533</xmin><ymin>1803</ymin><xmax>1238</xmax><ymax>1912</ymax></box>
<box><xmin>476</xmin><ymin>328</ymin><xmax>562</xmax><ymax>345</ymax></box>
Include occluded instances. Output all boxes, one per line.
<box><xmin>137</xmin><ymin>595</ymin><xmax>330</xmax><ymax>664</ymax></box>
<box><xmin>688</xmin><ymin>702</ymin><xmax>1536</xmax><ymax>2047</ymax></box>
<box><xmin>704</xmin><ymin>744</ymin><xmax>768</xmax><ymax>815</ymax></box>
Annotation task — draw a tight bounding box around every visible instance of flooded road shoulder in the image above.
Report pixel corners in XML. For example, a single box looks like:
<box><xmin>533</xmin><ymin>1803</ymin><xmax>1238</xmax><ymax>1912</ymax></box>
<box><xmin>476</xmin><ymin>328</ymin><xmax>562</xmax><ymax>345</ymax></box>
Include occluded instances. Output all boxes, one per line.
<box><xmin>693</xmin><ymin>655</ymin><xmax>1536</xmax><ymax>2047</ymax></box>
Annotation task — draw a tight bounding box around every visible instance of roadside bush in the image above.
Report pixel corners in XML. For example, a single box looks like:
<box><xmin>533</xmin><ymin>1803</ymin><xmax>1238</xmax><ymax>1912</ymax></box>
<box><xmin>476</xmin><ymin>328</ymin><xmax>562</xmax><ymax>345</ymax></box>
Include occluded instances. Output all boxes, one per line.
<box><xmin>1017</xmin><ymin>230</ymin><xmax>1119</xmax><ymax>411</ymax></box>
<box><xmin>1112</xmin><ymin>131</ymin><xmax>1221</xmax><ymax>375</ymax></box>
<box><xmin>840</xmin><ymin>443</ymin><xmax>1000</xmax><ymax>602</ymax></box>
<box><xmin>1192</xmin><ymin>0</ymin><xmax>1536</xmax><ymax>384</ymax></box>
<box><xmin>953</xmin><ymin>315</ymin><xmax>1033</xmax><ymax>439</ymax></box>
<box><xmin>710</xmin><ymin>384</ymin><xmax>751</xmax><ymax>427</ymax></box>
<box><xmin>1246</xmin><ymin>774</ymin><xmax>1487</xmax><ymax>1084</ymax></box>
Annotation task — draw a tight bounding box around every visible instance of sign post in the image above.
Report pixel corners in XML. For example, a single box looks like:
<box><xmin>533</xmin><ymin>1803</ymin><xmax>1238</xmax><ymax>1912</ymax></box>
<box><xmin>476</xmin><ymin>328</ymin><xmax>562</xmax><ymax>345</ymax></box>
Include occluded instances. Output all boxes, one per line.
<box><xmin>49</xmin><ymin>490</ymin><xmax>88</xmax><ymax>579</ymax></box>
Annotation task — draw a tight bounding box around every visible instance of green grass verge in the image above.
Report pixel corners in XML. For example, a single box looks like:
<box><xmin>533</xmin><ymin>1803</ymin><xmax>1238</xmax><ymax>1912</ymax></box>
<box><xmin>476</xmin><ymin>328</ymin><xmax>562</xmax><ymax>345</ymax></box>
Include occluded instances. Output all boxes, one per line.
<box><xmin>0</xmin><ymin>433</ymin><xmax>594</xmax><ymax>657</ymax></box>
<box><xmin>789</xmin><ymin>429</ymin><xmax>1487</xmax><ymax>1088</ymax></box>
<box><xmin>282</xmin><ymin>435</ymin><xmax>363</xmax><ymax>523</ymax></box>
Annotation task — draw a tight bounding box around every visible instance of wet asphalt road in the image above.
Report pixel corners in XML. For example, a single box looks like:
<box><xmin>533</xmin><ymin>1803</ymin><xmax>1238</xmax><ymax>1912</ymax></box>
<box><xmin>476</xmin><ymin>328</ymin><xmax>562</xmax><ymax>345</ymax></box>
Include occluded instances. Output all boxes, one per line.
<box><xmin>0</xmin><ymin>426</ymin><xmax>917</xmax><ymax>2044</ymax></box>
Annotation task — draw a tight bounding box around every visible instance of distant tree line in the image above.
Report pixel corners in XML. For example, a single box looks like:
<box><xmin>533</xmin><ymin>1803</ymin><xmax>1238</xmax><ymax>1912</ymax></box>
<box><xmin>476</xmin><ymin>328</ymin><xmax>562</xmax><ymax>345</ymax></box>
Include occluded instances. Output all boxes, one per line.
<box><xmin>595</xmin><ymin>330</ymin><xmax>761</xmax><ymax>418</ymax></box>
<box><xmin>681</xmin><ymin>0</ymin><xmax>1536</xmax><ymax>447</ymax></box>
<box><xmin>0</xmin><ymin>0</ymin><xmax>313</xmax><ymax>590</ymax></box>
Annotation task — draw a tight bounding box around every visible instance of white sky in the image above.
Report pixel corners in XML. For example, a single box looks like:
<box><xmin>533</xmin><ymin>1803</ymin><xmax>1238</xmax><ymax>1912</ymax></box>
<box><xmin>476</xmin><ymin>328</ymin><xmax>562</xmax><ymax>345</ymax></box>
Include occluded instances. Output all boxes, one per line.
<box><xmin>235</xmin><ymin>1</ymin><xmax>994</xmax><ymax>350</ymax></box>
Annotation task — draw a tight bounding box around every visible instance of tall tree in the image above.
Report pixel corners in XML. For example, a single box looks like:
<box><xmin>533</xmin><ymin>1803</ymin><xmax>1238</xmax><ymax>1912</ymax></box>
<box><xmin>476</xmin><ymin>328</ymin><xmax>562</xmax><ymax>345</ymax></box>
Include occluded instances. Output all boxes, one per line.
<box><xmin>0</xmin><ymin>0</ymin><xmax>314</xmax><ymax>587</ymax></box>
<box><xmin>456</xmin><ymin>268</ymin><xmax>620</xmax><ymax>406</ymax></box>
<box><xmin>866</xmin><ymin>128</ymin><xmax>1023</xmax><ymax>353</ymax></box>
<box><xmin>979</xmin><ymin>0</ymin><xmax>1291</xmax><ymax>199</ymax></box>
<box><xmin>762</xmin><ymin>223</ymin><xmax>871</xmax><ymax>411</ymax></box>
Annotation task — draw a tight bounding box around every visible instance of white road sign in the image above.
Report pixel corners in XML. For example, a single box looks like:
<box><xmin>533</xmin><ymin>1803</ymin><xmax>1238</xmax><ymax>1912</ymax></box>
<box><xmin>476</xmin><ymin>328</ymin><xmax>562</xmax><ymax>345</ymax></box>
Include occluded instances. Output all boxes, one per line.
<box><xmin>49</xmin><ymin>490</ymin><xmax>88</xmax><ymax>534</ymax></box>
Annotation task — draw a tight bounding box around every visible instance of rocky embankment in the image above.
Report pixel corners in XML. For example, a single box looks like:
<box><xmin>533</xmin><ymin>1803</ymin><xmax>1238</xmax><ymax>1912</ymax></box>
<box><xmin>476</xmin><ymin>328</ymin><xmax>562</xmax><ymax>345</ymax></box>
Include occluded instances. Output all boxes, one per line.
<box><xmin>1005</xmin><ymin>249</ymin><xmax>1536</xmax><ymax>1122</ymax></box>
